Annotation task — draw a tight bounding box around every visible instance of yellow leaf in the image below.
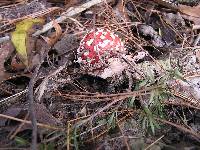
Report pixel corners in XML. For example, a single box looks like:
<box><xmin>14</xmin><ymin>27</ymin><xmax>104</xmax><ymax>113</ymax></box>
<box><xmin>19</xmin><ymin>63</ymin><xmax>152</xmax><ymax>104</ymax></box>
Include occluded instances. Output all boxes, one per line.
<box><xmin>11</xmin><ymin>18</ymin><xmax>43</xmax><ymax>66</ymax></box>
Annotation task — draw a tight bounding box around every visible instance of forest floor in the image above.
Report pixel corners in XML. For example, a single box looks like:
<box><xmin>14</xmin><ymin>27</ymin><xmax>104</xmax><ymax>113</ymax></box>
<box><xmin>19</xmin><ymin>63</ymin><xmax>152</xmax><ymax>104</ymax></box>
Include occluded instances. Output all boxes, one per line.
<box><xmin>0</xmin><ymin>0</ymin><xmax>200</xmax><ymax>149</ymax></box>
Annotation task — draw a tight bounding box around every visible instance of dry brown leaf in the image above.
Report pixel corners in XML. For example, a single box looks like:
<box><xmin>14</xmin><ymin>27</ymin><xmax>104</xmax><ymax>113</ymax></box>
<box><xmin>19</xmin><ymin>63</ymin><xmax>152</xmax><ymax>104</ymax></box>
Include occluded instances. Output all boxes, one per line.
<box><xmin>0</xmin><ymin>107</ymin><xmax>22</xmax><ymax>126</ymax></box>
<box><xmin>0</xmin><ymin>42</ymin><xmax>16</xmax><ymax>82</ymax></box>
<box><xmin>0</xmin><ymin>42</ymin><xmax>32</xmax><ymax>83</ymax></box>
<box><xmin>65</xmin><ymin>0</ymin><xmax>82</xmax><ymax>9</ymax></box>
<box><xmin>27</xmin><ymin>38</ymin><xmax>50</xmax><ymax>70</ymax></box>
<box><xmin>0</xmin><ymin>103</ymin><xmax>61</xmax><ymax>132</ymax></box>
<box><xmin>114</xmin><ymin>0</ymin><xmax>130</xmax><ymax>22</ymax></box>
<box><xmin>177</xmin><ymin>4</ymin><xmax>200</xmax><ymax>25</ymax></box>
<box><xmin>41</xmin><ymin>21</ymin><xmax>62</xmax><ymax>47</ymax></box>
<box><xmin>178</xmin><ymin>4</ymin><xmax>200</xmax><ymax>18</ymax></box>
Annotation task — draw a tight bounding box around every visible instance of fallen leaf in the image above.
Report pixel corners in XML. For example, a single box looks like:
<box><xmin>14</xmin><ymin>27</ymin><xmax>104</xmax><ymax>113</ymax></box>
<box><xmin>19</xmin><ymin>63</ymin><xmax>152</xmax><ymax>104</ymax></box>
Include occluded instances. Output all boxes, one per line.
<box><xmin>0</xmin><ymin>103</ymin><xmax>61</xmax><ymax>132</ymax></box>
<box><xmin>28</xmin><ymin>38</ymin><xmax>50</xmax><ymax>70</ymax></box>
<box><xmin>178</xmin><ymin>4</ymin><xmax>200</xmax><ymax>18</ymax></box>
<box><xmin>0</xmin><ymin>107</ymin><xmax>22</xmax><ymax>126</ymax></box>
<box><xmin>0</xmin><ymin>42</ymin><xmax>16</xmax><ymax>82</ymax></box>
<box><xmin>11</xmin><ymin>18</ymin><xmax>43</xmax><ymax>66</ymax></box>
<box><xmin>34</xmin><ymin>103</ymin><xmax>61</xmax><ymax>126</ymax></box>
<box><xmin>11</xmin><ymin>54</ymin><xmax>26</xmax><ymax>71</ymax></box>
<box><xmin>41</xmin><ymin>20</ymin><xmax>62</xmax><ymax>47</ymax></box>
<box><xmin>177</xmin><ymin>4</ymin><xmax>200</xmax><ymax>25</ymax></box>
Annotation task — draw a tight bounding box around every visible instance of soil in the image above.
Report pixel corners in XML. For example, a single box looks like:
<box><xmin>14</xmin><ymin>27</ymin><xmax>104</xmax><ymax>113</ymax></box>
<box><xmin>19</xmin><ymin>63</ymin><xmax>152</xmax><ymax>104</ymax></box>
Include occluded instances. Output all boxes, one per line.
<box><xmin>0</xmin><ymin>0</ymin><xmax>200</xmax><ymax>149</ymax></box>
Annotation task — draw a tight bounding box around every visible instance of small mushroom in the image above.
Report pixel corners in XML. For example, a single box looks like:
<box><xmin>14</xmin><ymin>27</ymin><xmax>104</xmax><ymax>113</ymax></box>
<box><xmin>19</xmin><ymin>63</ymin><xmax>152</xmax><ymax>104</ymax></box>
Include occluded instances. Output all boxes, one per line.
<box><xmin>77</xmin><ymin>28</ymin><xmax>127</xmax><ymax>79</ymax></box>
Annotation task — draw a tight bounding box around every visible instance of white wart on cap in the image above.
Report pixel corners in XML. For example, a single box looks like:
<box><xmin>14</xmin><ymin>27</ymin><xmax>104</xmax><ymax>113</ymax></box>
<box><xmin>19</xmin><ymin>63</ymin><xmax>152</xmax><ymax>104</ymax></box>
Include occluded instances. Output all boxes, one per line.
<box><xmin>77</xmin><ymin>28</ymin><xmax>126</xmax><ymax>78</ymax></box>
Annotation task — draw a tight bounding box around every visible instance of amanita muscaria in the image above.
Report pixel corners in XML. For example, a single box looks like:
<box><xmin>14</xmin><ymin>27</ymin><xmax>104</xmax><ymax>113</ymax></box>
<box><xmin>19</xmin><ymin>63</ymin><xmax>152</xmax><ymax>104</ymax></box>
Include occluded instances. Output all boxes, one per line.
<box><xmin>77</xmin><ymin>28</ymin><xmax>128</xmax><ymax>79</ymax></box>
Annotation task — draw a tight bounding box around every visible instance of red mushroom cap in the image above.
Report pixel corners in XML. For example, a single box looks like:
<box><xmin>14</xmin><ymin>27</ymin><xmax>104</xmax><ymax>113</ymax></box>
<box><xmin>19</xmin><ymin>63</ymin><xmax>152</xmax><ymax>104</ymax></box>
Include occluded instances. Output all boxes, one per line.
<box><xmin>77</xmin><ymin>28</ymin><xmax>125</xmax><ymax>72</ymax></box>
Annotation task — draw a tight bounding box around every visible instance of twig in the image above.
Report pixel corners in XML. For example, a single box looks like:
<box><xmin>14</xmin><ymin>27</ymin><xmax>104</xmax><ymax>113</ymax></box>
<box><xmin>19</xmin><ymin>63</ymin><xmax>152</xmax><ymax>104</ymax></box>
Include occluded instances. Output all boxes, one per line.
<box><xmin>144</xmin><ymin>135</ymin><xmax>164</xmax><ymax>150</ymax></box>
<box><xmin>67</xmin><ymin>122</ymin><xmax>70</xmax><ymax>150</ymax></box>
<box><xmin>33</xmin><ymin>0</ymin><xmax>108</xmax><ymax>37</ymax></box>
<box><xmin>0</xmin><ymin>113</ymin><xmax>63</xmax><ymax>130</ymax></box>
<box><xmin>155</xmin><ymin>118</ymin><xmax>200</xmax><ymax>141</ymax></box>
<box><xmin>28</xmin><ymin>64</ymin><xmax>41</xmax><ymax>150</ymax></box>
<box><xmin>117</xmin><ymin>119</ymin><xmax>130</xmax><ymax>150</ymax></box>
<box><xmin>75</xmin><ymin>96</ymin><xmax>126</xmax><ymax>129</ymax></box>
<box><xmin>163</xmin><ymin>100</ymin><xmax>200</xmax><ymax>110</ymax></box>
<box><xmin>0</xmin><ymin>89</ymin><xmax>28</xmax><ymax>104</ymax></box>
<box><xmin>57</xmin><ymin>85</ymin><xmax>162</xmax><ymax>99</ymax></box>
<box><xmin>86</xmin><ymin>112</ymin><xmax>133</xmax><ymax>143</ymax></box>
<box><xmin>35</xmin><ymin>63</ymin><xmax>67</xmax><ymax>102</ymax></box>
<box><xmin>9</xmin><ymin>113</ymin><xmax>29</xmax><ymax>140</ymax></box>
<box><xmin>0</xmin><ymin>0</ymin><xmax>110</xmax><ymax>44</ymax></box>
<box><xmin>192</xmin><ymin>25</ymin><xmax>200</xmax><ymax>30</ymax></box>
<box><xmin>28</xmin><ymin>40</ymin><xmax>50</xmax><ymax>149</ymax></box>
